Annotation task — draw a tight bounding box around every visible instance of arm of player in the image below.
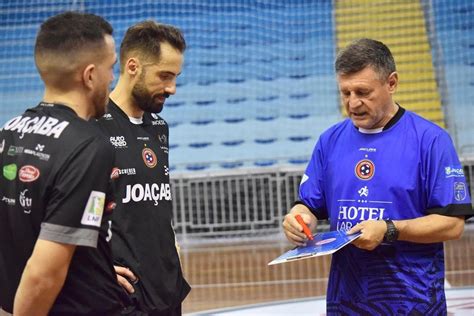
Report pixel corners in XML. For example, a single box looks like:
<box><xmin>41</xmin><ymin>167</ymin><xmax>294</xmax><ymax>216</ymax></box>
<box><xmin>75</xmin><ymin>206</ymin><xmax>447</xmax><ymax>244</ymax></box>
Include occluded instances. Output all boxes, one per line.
<box><xmin>282</xmin><ymin>203</ymin><xmax>318</xmax><ymax>246</ymax></box>
<box><xmin>394</xmin><ymin>214</ymin><xmax>464</xmax><ymax>243</ymax></box>
<box><xmin>13</xmin><ymin>239</ymin><xmax>76</xmax><ymax>316</ymax></box>
<box><xmin>348</xmin><ymin>214</ymin><xmax>465</xmax><ymax>250</ymax></box>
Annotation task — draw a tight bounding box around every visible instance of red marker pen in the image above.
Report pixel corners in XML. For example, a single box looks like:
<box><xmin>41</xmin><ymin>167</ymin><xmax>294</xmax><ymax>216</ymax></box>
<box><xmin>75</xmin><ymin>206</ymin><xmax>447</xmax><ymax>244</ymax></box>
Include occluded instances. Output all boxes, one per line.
<box><xmin>295</xmin><ymin>214</ymin><xmax>313</xmax><ymax>240</ymax></box>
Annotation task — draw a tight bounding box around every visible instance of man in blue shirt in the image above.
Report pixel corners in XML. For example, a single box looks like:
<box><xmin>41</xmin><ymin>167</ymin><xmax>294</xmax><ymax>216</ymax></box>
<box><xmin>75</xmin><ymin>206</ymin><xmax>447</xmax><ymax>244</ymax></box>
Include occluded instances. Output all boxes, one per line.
<box><xmin>282</xmin><ymin>38</ymin><xmax>473</xmax><ymax>315</ymax></box>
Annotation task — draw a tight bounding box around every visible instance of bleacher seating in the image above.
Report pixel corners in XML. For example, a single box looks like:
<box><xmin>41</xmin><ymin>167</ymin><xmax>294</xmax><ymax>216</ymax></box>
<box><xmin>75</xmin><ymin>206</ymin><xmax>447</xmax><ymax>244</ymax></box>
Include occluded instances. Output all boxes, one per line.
<box><xmin>0</xmin><ymin>0</ymin><xmax>473</xmax><ymax>171</ymax></box>
<box><xmin>432</xmin><ymin>0</ymin><xmax>474</xmax><ymax>156</ymax></box>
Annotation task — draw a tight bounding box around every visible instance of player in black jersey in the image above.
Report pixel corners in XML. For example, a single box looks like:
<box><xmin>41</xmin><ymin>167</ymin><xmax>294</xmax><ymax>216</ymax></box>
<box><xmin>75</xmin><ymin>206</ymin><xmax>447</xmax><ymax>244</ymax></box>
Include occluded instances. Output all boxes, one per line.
<box><xmin>0</xmin><ymin>12</ymin><xmax>123</xmax><ymax>315</ymax></box>
<box><xmin>97</xmin><ymin>21</ymin><xmax>190</xmax><ymax>315</ymax></box>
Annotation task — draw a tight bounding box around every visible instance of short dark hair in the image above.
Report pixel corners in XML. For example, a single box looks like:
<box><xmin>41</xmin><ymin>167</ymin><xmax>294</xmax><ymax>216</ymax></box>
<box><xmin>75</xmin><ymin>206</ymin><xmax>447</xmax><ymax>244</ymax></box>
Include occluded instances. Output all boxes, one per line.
<box><xmin>34</xmin><ymin>11</ymin><xmax>113</xmax><ymax>90</ymax></box>
<box><xmin>35</xmin><ymin>11</ymin><xmax>113</xmax><ymax>58</ymax></box>
<box><xmin>119</xmin><ymin>21</ymin><xmax>186</xmax><ymax>71</ymax></box>
<box><xmin>335</xmin><ymin>38</ymin><xmax>396</xmax><ymax>80</ymax></box>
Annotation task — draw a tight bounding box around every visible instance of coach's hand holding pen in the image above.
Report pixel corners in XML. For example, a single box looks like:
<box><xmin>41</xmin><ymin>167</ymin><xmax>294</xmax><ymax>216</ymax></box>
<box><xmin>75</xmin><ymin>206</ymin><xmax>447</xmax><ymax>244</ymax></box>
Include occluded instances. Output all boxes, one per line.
<box><xmin>295</xmin><ymin>214</ymin><xmax>314</xmax><ymax>241</ymax></box>
<box><xmin>282</xmin><ymin>204</ymin><xmax>317</xmax><ymax>246</ymax></box>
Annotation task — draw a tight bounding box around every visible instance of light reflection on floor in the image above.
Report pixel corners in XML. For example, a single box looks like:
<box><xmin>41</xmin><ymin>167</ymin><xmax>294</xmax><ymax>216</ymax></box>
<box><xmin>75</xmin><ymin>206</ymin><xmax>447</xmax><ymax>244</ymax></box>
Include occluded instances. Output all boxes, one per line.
<box><xmin>187</xmin><ymin>287</ymin><xmax>474</xmax><ymax>316</ymax></box>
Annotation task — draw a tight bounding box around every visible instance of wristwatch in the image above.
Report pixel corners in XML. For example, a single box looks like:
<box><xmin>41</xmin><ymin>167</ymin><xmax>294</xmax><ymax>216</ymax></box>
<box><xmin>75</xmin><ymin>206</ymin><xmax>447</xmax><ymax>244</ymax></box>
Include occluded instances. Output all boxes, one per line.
<box><xmin>383</xmin><ymin>219</ymin><xmax>399</xmax><ymax>242</ymax></box>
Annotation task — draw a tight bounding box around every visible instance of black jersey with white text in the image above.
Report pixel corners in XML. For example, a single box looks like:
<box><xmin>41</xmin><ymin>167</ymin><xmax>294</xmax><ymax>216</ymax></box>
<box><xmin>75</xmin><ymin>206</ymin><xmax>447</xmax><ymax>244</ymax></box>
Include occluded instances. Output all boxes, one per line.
<box><xmin>96</xmin><ymin>100</ymin><xmax>190</xmax><ymax>313</ymax></box>
<box><xmin>0</xmin><ymin>103</ymin><xmax>123</xmax><ymax>315</ymax></box>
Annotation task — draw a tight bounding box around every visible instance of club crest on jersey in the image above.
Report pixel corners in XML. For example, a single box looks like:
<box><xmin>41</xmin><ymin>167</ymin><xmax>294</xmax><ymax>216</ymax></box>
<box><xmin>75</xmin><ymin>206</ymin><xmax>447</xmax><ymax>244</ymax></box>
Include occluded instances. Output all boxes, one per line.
<box><xmin>142</xmin><ymin>148</ymin><xmax>157</xmax><ymax>168</ymax></box>
<box><xmin>454</xmin><ymin>182</ymin><xmax>467</xmax><ymax>201</ymax></box>
<box><xmin>355</xmin><ymin>159</ymin><xmax>375</xmax><ymax>180</ymax></box>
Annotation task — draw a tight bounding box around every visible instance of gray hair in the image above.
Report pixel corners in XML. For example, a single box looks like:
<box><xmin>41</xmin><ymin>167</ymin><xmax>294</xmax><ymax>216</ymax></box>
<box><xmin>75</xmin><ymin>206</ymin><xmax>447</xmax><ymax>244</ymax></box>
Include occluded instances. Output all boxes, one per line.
<box><xmin>335</xmin><ymin>38</ymin><xmax>396</xmax><ymax>80</ymax></box>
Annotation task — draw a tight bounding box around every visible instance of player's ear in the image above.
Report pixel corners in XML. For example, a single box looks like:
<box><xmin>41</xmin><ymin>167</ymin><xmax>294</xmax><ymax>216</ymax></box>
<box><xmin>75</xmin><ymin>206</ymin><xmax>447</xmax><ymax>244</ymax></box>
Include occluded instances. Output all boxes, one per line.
<box><xmin>82</xmin><ymin>64</ymin><xmax>96</xmax><ymax>90</ymax></box>
<box><xmin>126</xmin><ymin>58</ymin><xmax>139</xmax><ymax>76</ymax></box>
<box><xmin>387</xmin><ymin>71</ymin><xmax>398</xmax><ymax>93</ymax></box>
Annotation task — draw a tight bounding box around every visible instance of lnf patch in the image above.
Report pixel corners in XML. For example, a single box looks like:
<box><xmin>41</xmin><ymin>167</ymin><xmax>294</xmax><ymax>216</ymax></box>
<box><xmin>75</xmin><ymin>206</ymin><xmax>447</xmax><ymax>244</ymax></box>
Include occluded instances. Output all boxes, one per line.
<box><xmin>81</xmin><ymin>191</ymin><xmax>105</xmax><ymax>227</ymax></box>
<box><xmin>454</xmin><ymin>182</ymin><xmax>467</xmax><ymax>201</ymax></box>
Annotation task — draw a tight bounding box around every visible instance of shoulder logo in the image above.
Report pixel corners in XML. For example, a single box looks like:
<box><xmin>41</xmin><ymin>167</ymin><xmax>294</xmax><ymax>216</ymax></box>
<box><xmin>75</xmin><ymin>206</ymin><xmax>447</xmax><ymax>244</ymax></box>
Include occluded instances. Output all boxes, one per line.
<box><xmin>142</xmin><ymin>148</ymin><xmax>157</xmax><ymax>168</ymax></box>
<box><xmin>454</xmin><ymin>182</ymin><xmax>467</xmax><ymax>201</ymax></box>
<box><xmin>3</xmin><ymin>164</ymin><xmax>17</xmax><ymax>181</ymax></box>
<box><xmin>0</xmin><ymin>139</ymin><xmax>4</xmax><ymax>154</ymax></box>
<box><xmin>355</xmin><ymin>159</ymin><xmax>375</xmax><ymax>180</ymax></box>
<box><xmin>300</xmin><ymin>174</ymin><xmax>309</xmax><ymax>185</ymax></box>
<box><xmin>81</xmin><ymin>191</ymin><xmax>105</xmax><ymax>227</ymax></box>
<box><xmin>19</xmin><ymin>165</ymin><xmax>40</xmax><ymax>183</ymax></box>
<box><xmin>158</xmin><ymin>134</ymin><xmax>167</xmax><ymax>144</ymax></box>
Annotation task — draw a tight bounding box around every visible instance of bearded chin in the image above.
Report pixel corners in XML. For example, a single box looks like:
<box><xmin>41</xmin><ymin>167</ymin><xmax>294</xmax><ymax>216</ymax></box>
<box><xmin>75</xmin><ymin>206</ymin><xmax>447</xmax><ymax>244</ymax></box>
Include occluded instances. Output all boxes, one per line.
<box><xmin>143</xmin><ymin>101</ymin><xmax>164</xmax><ymax>114</ymax></box>
<box><xmin>132</xmin><ymin>88</ymin><xmax>164</xmax><ymax>113</ymax></box>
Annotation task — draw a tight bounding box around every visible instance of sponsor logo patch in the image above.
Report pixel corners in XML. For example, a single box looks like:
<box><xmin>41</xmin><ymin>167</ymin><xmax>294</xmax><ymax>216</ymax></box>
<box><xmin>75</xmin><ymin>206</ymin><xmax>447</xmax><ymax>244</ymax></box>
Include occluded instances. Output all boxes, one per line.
<box><xmin>358</xmin><ymin>186</ymin><xmax>369</xmax><ymax>197</ymax></box>
<box><xmin>142</xmin><ymin>148</ymin><xmax>157</xmax><ymax>168</ymax></box>
<box><xmin>158</xmin><ymin>134</ymin><xmax>167</xmax><ymax>144</ymax></box>
<box><xmin>19</xmin><ymin>165</ymin><xmax>40</xmax><ymax>183</ymax></box>
<box><xmin>445</xmin><ymin>166</ymin><xmax>465</xmax><ymax>178</ymax></box>
<box><xmin>1</xmin><ymin>196</ymin><xmax>15</xmax><ymax>206</ymax></box>
<box><xmin>8</xmin><ymin>145</ymin><xmax>23</xmax><ymax>156</ymax></box>
<box><xmin>355</xmin><ymin>159</ymin><xmax>375</xmax><ymax>180</ymax></box>
<box><xmin>23</xmin><ymin>147</ymin><xmax>50</xmax><ymax>161</ymax></box>
<box><xmin>81</xmin><ymin>191</ymin><xmax>105</xmax><ymax>227</ymax></box>
<box><xmin>105</xmin><ymin>201</ymin><xmax>116</xmax><ymax>213</ymax></box>
<box><xmin>109</xmin><ymin>136</ymin><xmax>127</xmax><ymax>148</ymax></box>
<box><xmin>152</xmin><ymin>120</ymin><xmax>166</xmax><ymax>126</ymax></box>
<box><xmin>110</xmin><ymin>167</ymin><xmax>136</xmax><ymax>179</ymax></box>
<box><xmin>3</xmin><ymin>164</ymin><xmax>17</xmax><ymax>181</ymax></box>
<box><xmin>454</xmin><ymin>182</ymin><xmax>467</xmax><ymax>201</ymax></box>
<box><xmin>19</xmin><ymin>189</ymin><xmax>32</xmax><ymax>214</ymax></box>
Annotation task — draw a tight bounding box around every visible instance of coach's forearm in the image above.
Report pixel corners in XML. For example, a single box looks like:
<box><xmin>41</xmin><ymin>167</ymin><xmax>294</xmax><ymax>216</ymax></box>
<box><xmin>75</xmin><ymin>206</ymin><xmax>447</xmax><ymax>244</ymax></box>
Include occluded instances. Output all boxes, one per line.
<box><xmin>395</xmin><ymin>214</ymin><xmax>464</xmax><ymax>243</ymax></box>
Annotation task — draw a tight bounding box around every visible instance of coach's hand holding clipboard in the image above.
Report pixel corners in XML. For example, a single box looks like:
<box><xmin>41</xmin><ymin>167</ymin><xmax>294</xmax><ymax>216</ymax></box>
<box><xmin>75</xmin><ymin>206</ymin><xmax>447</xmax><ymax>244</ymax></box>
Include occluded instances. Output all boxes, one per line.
<box><xmin>275</xmin><ymin>205</ymin><xmax>361</xmax><ymax>265</ymax></box>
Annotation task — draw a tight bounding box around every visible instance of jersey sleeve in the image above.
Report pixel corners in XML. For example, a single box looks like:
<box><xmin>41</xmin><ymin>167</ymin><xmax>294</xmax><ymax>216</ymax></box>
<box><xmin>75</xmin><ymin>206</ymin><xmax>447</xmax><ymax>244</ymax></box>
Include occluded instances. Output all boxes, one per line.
<box><xmin>38</xmin><ymin>137</ymin><xmax>114</xmax><ymax>247</ymax></box>
<box><xmin>424</xmin><ymin>131</ymin><xmax>473</xmax><ymax>218</ymax></box>
<box><xmin>299</xmin><ymin>139</ymin><xmax>328</xmax><ymax>219</ymax></box>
